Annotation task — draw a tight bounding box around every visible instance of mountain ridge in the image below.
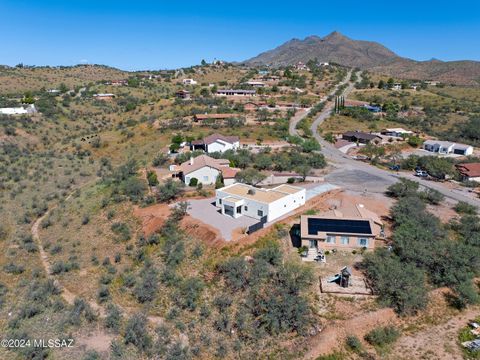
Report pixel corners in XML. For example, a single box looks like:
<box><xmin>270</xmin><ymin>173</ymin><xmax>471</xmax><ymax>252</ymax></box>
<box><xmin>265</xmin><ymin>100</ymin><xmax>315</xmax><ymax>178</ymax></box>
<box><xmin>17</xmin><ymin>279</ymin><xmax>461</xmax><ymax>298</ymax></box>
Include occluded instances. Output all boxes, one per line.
<box><xmin>244</xmin><ymin>32</ymin><xmax>480</xmax><ymax>85</ymax></box>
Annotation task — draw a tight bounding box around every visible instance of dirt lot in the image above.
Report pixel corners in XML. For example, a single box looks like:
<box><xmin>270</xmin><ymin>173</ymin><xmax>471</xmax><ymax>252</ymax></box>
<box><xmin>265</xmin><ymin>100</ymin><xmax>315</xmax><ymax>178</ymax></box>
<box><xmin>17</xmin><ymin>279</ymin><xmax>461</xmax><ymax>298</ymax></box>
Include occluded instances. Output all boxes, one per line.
<box><xmin>133</xmin><ymin>203</ymin><xmax>225</xmax><ymax>247</ymax></box>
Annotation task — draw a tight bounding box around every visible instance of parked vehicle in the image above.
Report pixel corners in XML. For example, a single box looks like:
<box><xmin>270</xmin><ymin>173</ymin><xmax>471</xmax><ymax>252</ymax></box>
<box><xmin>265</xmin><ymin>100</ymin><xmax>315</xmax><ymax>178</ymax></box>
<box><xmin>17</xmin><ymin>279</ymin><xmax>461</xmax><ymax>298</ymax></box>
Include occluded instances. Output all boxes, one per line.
<box><xmin>389</xmin><ymin>164</ymin><xmax>400</xmax><ymax>171</ymax></box>
<box><xmin>415</xmin><ymin>169</ymin><xmax>428</xmax><ymax>177</ymax></box>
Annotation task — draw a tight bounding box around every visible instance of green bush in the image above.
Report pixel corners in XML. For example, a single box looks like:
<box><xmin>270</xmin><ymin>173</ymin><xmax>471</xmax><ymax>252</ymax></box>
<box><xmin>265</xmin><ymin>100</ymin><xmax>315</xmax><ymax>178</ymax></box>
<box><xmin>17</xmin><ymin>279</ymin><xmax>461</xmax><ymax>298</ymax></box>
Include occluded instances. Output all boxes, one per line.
<box><xmin>124</xmin><ymin>313</ymin><xmax>151</xmax><ymax>351</ymax></box>
<box><xmin>157</xmin><ymin>179</ymin><xmax>184</xmax><ymax>202</ymax></box>
<box><xmin>105</xmin><ymin>303</ymin><xmax>122</xmax><ymax>332</ymax></box>
<box><xmin>364</xmin><ymin>326</ymin><xmax>400</xmax><ymax>347</ymax></box>
<box><xmin>188</xmin><ymin>178</ymin><xmax>198</xmax><ymax>187</ymax></box>
<box><xmin>111</xmin><ymin>222</ymin><xmax>131</xmax><ymax>241</ymax></box>
<box><xmin>407</xmin><ymin>136</ymin><xmax>423</xmax><ymax>147</ymax></box>
<box><xmin>147</xmin><ymin>171</ymin><xmax>158</xmax><ymax>186</ymax></box>
<box><xmin>454</xmin><ymin>201</ymin><xmax>477</xmax><ymax>215</ymax></box>
<box><xmin>346</xmin><ymin>335</ymin><xmax>362</xmax><ymax>352</ymax></box>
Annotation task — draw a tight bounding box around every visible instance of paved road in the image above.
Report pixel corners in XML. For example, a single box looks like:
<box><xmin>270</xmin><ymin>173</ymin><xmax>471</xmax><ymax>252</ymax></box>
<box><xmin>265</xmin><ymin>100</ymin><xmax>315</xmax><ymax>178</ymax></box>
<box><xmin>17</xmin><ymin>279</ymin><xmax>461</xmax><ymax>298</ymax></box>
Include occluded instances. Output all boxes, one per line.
<box><xmin>290</xmin><ymin>71</ymin><xmax>480</xmax><ymax>208</ymax></box>
<box><xmin>289</xmin><ymin>70</ymin><xmax>352</xmax><ymax>137</ymax></box>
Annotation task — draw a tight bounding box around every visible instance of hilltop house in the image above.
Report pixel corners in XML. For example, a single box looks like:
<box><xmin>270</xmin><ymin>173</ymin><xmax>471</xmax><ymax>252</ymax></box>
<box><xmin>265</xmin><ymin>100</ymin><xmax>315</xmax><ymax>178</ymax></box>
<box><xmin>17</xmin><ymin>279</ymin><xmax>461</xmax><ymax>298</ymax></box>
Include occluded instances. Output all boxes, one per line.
<box><xmin>300</xmin><ymin>204</ymin><xmax>383</xmax><ymax>261</ymax></box>
<box><xmin>423</xmin><ymin>140</ymin><xmax>473</xmax><ymax>156</ymax></box>
<box><xmin>93</xmin><ymin>93</ymin><xmax>115</xmax><ymax>100</ymax></box>
<box><xmin>456</xmin><ymin>163</ymin><xmax>480</xmax><ymax>182</ymax></box>
<box><xmin>175</xmin><ymin>90</ymin><xmax>190</xmax><ymax>100</ymax></box>
<box><xmin>176</xmin><ymin>155</ymin><xmax>238</xmax><ymax>186</ymax></box>
<box><xmin>342</xmin><ymin>131</ymin><xmax>381</xmax><ymax>144</ymax></box>
<box><xmin>216</xmin><ymin>89</ymin><xmax>256</xmax><ymax>97</ymax></box>
<box><xmin>182</xmin><ymin>78</ymin><xmax>197</xmax><ymax>85</ymax></box>
<box><xmin>245</xmin><ymin>81</ymin><xmax>265</xmax><ymax>88</ymax></box>
<box><xmin>0</xmin><ymin>104</ymin><xmax>36</xmax><ymax>115</ymax></box>
<box><xmin>190</xmin><ymin>133</ymin><xmax>240</xmax><ymax>153</ymax></box>
<box><xmin>216</xmin><ymin>183</ymin><xmax>306</xmax><ymax>222</ymax></box>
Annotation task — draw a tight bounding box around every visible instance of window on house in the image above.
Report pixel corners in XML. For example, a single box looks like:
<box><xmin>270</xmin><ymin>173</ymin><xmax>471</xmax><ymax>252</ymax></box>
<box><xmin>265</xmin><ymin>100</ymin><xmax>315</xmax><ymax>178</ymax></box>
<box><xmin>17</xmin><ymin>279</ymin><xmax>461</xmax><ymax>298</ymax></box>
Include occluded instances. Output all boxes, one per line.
<box><xmin>218</xmin><ymin>199</ymin><xmax>222</xmax><ymax>205</ymax></box>
<box><xmin>358</xmin><ymin>238</ymin><xmax>369</xmax><ymax>247</ymax></box>
<box><xmin>326</xmin><ymin>236</ymin><xmax>335</xmax><ymax>244</ymax></box>
<box><xmin>257</xmin><ymin>210</ymin><xmax>263</xmax><ymax>217</ymax></box>
<box><xmin>341</xmin><ymin>236</ymin><xmax>349</xmax><ymax>245</ymax></box>
<box><xmin>236</xmin><ymin>206</ymin><xmax>242</xmax><ymax>214</ymax></box>
<box><xmin>203</xmin><ymin>176</ymin><xmax>208</xmax><ymax>181</ymax></box>
<box><xmin>244</xmin><ymin>206</ymin><xmax>248</xmax><ymax>211</ymax></box>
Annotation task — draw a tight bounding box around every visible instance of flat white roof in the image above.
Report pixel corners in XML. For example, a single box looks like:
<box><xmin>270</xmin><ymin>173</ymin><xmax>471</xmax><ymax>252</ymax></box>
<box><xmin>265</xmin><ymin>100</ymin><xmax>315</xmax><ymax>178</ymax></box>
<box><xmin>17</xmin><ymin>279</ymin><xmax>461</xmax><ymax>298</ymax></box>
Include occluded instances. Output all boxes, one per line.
<box><xmin>217</xmin><ymin>183</ymin><xmax>304</xmax><ymax>204</ymax></box>
<box><xmin>385</xmin><ymin>128</ymin><xmax>413</xmax><ymax>133</ymax></box>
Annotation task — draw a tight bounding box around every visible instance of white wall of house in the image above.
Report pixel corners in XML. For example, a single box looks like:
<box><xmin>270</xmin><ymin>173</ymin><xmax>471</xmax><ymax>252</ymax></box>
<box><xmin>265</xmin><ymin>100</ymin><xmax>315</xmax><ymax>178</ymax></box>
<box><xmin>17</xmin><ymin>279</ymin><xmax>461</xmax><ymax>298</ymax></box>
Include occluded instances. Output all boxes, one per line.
<box><xmin>223</xmin><ymin>178</ymin><xmax>236</xmax><ymax>186</ymax></box>
<box><xmin>266</xmin><ymin>189</ymin><xmax>306</xmax><ymax>222</ymax></box>
<box><xmin>467</xmin><ymin>176</ymin><xmax>480</xmax><ymax>182</ymax></box>
<box><xmin>424</xmin><ymin>142</ymin><xmax>473</xmax><ymax>155</ymax></box>
<box><xmin>184</xmin><ymin>166</ymin><xmax>220</xmax><ymax>185</ymax></box>
<box><xmin>456</xmin><ymin>146</ymin><xmax>474</xmax><ymax>156</ymax></box>
<box><xmin>216</xmin><ymin>192</ymin><xmax>268</xmax><ymax>220</ymax></box>
<box><xmin>216</xmin><ymin>187</ymin><xmax>306</xmax><ymax>222</ymax></box>
<box><xmin>206</xmin><ymin>140</ymin><xmax>240</xmax><ymax>153</ymax></box>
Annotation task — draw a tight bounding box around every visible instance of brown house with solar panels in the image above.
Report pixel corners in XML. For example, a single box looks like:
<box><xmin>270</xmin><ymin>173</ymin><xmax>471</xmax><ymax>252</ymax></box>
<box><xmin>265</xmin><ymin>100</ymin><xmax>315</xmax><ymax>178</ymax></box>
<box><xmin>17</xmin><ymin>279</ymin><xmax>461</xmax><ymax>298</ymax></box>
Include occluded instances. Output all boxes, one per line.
<box><xmin>299</xmin><ymin>204</ymin><xmax>383</xmax><ymax>261</ymax></box>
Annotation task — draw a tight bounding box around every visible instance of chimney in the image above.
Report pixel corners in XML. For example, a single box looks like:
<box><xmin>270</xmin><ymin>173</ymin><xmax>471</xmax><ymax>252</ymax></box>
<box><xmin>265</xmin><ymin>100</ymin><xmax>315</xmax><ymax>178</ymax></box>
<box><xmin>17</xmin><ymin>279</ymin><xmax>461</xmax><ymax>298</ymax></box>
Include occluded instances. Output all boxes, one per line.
<box><xmin>190</xmin><ymin>157</ymin><xmax>194</xmax><ymax>165</ymax></box>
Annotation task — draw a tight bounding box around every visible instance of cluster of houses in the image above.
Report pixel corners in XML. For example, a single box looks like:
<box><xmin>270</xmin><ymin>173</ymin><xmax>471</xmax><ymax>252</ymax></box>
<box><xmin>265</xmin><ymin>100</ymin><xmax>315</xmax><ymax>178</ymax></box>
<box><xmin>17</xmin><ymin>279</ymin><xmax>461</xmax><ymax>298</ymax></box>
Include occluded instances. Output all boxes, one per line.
<box><xmin>169</xmin><ymin>133</ymin><xmax>240</xmax><ymax>186</ymax></box>
<box><xmin>162</xmin><ymin>131</ymin><xmax>385</xmax><ymax>255</ymax></box>
<box><xmin>339</xmin><ymin>129</ymin><xmax>475</xmax><ymax>156</ymax></box>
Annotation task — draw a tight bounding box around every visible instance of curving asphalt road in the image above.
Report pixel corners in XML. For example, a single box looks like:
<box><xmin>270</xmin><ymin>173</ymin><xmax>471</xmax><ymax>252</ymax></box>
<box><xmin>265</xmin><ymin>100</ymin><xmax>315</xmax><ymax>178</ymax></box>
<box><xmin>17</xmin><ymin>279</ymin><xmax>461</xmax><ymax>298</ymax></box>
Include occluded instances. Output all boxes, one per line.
<box><xmin>290</xmin><ymin>71</ymin><xmax>480</xmax><ymax>208</ymax></box>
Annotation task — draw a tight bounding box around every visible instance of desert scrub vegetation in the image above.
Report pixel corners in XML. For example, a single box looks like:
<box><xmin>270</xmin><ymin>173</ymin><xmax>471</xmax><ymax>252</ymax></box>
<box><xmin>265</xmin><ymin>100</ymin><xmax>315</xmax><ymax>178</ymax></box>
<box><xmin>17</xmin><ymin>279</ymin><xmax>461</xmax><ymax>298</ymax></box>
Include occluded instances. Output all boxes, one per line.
<box><xmin>62</xmin><ymin>204</ymin><xmax>319</xmax><ymax>359</ymax></box>
<box><xmin>362</xmin><ymin>181</ymin><xmax>480</xmax><ymax>315</ymax></box>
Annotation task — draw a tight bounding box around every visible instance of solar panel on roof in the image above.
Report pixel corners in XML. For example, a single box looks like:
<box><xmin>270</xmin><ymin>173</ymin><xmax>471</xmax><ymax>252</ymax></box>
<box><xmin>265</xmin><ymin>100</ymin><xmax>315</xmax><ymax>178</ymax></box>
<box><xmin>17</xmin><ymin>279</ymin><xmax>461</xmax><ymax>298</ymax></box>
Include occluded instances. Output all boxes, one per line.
<box><xmin>307</xmin><ymin>218</ymin><xmax>372</xmax><ymax>235</ymax></box>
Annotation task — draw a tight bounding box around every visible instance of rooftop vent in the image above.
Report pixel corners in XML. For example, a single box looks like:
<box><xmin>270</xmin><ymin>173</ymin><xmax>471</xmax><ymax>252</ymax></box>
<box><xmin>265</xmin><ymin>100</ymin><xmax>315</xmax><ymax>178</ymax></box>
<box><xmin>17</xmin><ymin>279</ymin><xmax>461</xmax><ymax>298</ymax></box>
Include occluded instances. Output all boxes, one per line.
<box><xmin>248</xmin><ymin>188</ymin><xmax>256</xmax><ymax>195</ymax></box>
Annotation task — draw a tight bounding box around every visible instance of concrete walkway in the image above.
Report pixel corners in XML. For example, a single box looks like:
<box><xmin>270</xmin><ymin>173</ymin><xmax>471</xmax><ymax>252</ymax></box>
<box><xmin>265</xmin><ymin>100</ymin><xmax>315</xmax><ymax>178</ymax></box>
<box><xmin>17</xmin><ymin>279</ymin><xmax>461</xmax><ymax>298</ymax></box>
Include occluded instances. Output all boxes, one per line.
<box><xmin>305</xmin><ymin>183</ymin><xmax>339</xmax><ymax>200</ymax></box>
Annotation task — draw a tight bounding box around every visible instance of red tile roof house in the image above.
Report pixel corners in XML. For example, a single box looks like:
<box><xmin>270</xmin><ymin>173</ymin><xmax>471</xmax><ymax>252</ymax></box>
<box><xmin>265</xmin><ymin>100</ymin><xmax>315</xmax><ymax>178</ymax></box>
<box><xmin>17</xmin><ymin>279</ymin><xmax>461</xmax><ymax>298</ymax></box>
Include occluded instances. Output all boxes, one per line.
<box><xmin>456</xmin><ymin>163</ymin><xmax>480</xmax><ymax>182</ymax></box>
<box><xmin>190</xmin><ymin>134</ymin><xmax>240</xmax><ymax>153</ymax></box>
<box><xmin>176</xmin><ymin>155</ymin><xmax>239</xmax><ymax>186</ymax></box>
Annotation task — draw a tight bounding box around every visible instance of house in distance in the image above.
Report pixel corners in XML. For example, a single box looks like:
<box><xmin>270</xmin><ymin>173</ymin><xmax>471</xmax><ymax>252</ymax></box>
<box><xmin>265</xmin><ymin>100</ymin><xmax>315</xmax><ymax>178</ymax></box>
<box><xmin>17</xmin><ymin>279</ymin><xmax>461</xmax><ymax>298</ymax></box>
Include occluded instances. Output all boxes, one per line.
<box><xmin>456</xmin><ymin>163</ymin><xmax>480</xmax><ymax>182</ymax></box>
<box><xmin>423</xmin><ymin>140</ymin><xmax>473</xmax><ymax>156</ymax></box>
<box><xmin>174</xmin><ymin>155</ymin><xmax>238</xmax><ymax>186</ymax></box>
<box><xmin>190</xmin><ymin>134</ymin><xmax>240</xmax><ymax>153</ymax></box>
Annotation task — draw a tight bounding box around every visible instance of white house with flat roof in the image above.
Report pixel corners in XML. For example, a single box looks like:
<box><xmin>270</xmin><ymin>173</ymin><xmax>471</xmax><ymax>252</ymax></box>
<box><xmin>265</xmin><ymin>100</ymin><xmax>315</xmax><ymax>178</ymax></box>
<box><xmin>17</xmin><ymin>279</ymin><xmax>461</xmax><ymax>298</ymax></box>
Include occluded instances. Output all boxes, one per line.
<box><xmin>381</xmin><ymin>128</ymin><xmax>413</xmax><ymax>137</ymax></box>
<box><xmin>215</xmin><ymin>183</ymin><xmax>306</xmax><ymax>222</ymax></box>
<box><xmin>182</xmin><ymin>78</ymin><xmax>197</xmax><ymax>85</ymax></box>
<box><xmin>423</xmin><ymin>140</ymin><xmax>473</xmax><ymax>156</ymax></box>
<box><xmin>0</xmin><ymin>104</ymin><xmax>36</xmax><ymax>115</ymax></box>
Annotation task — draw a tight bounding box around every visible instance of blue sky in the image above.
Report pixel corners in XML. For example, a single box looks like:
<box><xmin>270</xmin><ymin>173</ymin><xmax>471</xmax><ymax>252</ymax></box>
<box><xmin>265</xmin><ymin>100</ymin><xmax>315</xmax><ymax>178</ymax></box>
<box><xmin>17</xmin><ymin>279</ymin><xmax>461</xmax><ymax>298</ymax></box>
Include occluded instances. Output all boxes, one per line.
<box><xmin>1</xmin><ymin>0</ymin><xmax>479</xmax><ymax>70</ymax></box>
